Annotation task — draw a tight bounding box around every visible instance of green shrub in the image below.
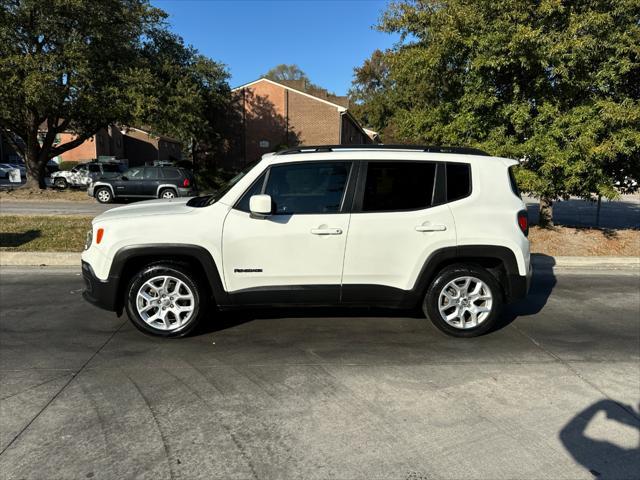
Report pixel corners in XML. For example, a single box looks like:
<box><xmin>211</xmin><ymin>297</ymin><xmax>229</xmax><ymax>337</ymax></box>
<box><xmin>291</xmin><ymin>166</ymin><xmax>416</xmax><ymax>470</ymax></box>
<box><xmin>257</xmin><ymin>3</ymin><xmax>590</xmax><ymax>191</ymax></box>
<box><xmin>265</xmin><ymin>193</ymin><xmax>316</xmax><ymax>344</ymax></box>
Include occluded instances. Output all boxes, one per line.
<box><xmin>58</xmin><ymin>161</ymin><xmax>80</xmax><ymax>171</ymax></box>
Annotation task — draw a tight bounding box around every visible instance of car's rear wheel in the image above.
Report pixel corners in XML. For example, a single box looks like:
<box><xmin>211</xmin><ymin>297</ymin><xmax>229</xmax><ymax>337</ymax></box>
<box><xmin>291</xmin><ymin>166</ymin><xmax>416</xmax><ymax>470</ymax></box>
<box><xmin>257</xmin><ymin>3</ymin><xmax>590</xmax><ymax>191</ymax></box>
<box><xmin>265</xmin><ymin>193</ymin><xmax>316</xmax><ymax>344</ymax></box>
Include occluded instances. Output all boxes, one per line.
<box><xmin>95</xmin><ymin>187</ymin><xmax>113</xmax><ymax>203</ymax></box>
<box><xmin>160</xmin><ymin>188</ymin><xmax>176</xmax><ymax>199</ymax></box>
<box><xmin>125</xmin><ymin>262</ymin><xmax>207</xmax><ymax>338</ymax></box>
<box><xmin>423</xmin><ymin>264</ymin><xmax>503</xmax><ymax>337</ymax></box>
<box><xmin>54</xmin><ymin>177</ymin><xmax>68</xmax><ymax>189</ymax></box>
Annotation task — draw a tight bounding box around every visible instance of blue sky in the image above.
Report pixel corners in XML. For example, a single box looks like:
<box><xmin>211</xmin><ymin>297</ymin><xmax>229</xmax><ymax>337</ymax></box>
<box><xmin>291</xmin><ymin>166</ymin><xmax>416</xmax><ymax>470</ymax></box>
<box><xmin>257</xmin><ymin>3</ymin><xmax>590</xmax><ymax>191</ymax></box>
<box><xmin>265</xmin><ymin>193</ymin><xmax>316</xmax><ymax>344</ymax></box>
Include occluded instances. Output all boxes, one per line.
<box><xmin>152</xmin><ymin>0</ymin><xmax>399</xmax><ymax>95</ymax></box>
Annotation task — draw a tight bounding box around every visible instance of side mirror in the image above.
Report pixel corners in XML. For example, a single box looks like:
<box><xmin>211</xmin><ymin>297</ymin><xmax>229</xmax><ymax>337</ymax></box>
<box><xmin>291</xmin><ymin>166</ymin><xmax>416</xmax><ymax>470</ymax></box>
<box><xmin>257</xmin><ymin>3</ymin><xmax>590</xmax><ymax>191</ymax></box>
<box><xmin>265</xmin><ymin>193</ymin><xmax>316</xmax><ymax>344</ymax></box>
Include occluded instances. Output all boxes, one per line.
<box><xmin>121</xmin><ymin>175</ymin><xmax>128</xmax><ymax>181</ymax></box>
<box><xmin>249</xmin><ymin>194</ymin><xmax>272</xmax><ymax>217</ymax></box>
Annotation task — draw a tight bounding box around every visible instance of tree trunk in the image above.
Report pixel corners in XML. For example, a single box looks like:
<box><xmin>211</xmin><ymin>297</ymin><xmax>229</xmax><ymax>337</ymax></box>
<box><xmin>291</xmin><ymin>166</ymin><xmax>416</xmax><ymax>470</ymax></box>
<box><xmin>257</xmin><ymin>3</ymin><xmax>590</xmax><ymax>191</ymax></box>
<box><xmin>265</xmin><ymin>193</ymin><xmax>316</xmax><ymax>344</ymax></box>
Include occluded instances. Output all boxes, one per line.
<box><xmin>539</xmin><ymin>198</ymin><xmax>554</xmax><ymax>227</ymax></box>
<box><xmin>24</xmin><ymin>132</ymin><xmax>47</xmax><ymax>189</ymax></box>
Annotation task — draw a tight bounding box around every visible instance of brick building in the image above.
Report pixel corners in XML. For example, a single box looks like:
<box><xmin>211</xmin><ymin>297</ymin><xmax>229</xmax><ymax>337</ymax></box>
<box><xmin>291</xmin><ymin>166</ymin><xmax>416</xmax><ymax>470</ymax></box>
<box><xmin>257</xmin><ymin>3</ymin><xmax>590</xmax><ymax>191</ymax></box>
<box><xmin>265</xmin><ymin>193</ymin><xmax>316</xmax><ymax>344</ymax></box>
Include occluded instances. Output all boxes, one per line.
<box><xmin>38</xmin><ymin>125</ymin><xmax>181</xmax><ymax>166</ymax></box>
<box><xmin>230</xmin><ymin>78</ymin><xmax>375</xmax><ymax>167</ymax></box>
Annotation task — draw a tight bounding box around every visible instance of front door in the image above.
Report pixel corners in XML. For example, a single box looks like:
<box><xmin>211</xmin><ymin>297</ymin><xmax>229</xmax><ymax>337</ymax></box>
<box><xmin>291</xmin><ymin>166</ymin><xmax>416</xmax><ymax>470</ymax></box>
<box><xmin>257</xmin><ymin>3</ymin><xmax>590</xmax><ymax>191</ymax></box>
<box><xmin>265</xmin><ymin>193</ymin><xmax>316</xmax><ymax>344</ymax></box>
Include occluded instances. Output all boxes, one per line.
<box><xmin>113</xmin><ymin>167</ymin><xmax>144</xmax><ymax>197</ymax></box>
<box><xmin>222</xmin><ymin>161</ymin><xmax>353</xmax><ymax>305</ymax></box>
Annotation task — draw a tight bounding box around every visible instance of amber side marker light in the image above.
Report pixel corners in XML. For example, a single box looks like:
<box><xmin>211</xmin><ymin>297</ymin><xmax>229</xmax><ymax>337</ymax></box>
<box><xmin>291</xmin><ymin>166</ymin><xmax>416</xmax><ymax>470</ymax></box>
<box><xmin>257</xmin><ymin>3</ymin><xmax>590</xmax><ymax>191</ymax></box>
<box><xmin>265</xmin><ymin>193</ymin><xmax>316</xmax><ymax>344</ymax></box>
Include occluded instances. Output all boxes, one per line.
<box><xmin>96</xmin><ymin>228</ymin><xmax>104</xmax><ymax>244</ymax></box>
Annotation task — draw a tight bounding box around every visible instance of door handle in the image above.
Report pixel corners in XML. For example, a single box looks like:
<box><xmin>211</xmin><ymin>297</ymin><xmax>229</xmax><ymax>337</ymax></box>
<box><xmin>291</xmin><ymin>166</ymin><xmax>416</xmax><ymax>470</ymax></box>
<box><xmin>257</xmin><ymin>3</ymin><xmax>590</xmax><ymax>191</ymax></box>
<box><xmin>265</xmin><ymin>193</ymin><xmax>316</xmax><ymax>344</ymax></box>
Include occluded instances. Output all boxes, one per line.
<box><xmin>311</xmin><ymin>228</ymin><xmax>343</xmax><ymax>235</ymax></box>
<box><xmin>415</xmin><ymin>224</ymin><xmax>447</xmax><ymax>232</ymax></box>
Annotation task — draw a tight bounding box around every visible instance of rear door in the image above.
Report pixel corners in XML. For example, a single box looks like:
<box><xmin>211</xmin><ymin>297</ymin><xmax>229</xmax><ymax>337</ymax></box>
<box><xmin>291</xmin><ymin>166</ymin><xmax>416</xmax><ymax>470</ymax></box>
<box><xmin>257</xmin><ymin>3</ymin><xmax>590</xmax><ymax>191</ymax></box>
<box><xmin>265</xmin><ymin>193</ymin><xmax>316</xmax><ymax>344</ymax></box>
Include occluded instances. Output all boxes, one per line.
<box><xmin>341</xmin><ymin>161</ymin><xmax>456</xmax><ymax>302</ymax></box>
<box><xmin>141</xmin><ymin>167</ymin><xmax>161</xmax><ymax>197</ymax></box>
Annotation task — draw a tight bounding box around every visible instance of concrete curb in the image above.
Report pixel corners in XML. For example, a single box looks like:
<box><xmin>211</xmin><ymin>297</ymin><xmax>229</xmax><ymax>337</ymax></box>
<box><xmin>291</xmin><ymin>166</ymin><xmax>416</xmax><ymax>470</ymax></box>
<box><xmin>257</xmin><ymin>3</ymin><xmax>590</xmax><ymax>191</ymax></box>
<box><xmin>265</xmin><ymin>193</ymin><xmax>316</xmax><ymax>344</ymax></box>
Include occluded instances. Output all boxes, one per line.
<box><xmin>1</xmin><ymin>251</ymin><xmax>638</xmax><ymax>270</ymax></box>
<box><xmin>0</xmin><ymin>252</ymin><xmax>81</xmax><ymax>266</ymax></box>
<box><xmin>531</xmin><ymin>254</ymin><xmax>639</xmax><ymax>270</ymax></box>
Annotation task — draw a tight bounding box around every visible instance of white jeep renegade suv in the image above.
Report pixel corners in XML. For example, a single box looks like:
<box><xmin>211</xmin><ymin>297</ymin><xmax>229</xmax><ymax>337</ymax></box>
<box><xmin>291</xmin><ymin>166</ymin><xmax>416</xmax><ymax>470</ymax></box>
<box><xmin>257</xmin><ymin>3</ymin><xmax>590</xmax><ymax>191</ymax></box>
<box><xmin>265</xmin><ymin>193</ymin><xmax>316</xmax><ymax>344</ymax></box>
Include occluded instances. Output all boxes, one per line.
<box><xmin>81</xmin><ymin>145</ymin><xmax>531</xmax><ymax>338</ymax></box>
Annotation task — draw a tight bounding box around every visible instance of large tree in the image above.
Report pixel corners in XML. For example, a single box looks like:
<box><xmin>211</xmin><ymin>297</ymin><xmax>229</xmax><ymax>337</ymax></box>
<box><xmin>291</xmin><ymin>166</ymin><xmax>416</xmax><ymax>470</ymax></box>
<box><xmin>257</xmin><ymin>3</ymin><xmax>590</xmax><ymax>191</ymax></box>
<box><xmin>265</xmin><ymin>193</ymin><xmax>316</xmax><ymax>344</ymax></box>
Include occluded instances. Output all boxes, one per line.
<box><xmin>352</xmin><ymin>0</ymin><xmax>640</xmax><ymax>224</ymax></box>
<box><xmin>0</xmin><ymin>0</ymin><xmax>164</xmax><ymax>187</ymax></box>
<box><xmin>0</xmin><ymin>0</ymin><xmax>233</xmax><ymax>188</ymax></box>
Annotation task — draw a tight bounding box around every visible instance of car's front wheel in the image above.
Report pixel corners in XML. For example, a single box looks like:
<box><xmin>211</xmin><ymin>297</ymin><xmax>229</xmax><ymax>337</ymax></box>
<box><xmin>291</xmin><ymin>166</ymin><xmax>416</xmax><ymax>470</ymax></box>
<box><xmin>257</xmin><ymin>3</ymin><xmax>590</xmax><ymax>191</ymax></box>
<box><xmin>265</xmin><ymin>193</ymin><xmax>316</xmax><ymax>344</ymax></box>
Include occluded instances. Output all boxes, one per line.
<box><xmin>125</xmin><ymin>262</ymin><xmax>207</xmax><ymax>338</ymax></box>
<box><xmin>423</xmin><ymin>264</ymin><xmax>503</xmax><ymax>337</ymax></box>
<box><xmin>95</xmin><ymin>187</ymin><xmax>113</xmax><ymax>203</ymax></box>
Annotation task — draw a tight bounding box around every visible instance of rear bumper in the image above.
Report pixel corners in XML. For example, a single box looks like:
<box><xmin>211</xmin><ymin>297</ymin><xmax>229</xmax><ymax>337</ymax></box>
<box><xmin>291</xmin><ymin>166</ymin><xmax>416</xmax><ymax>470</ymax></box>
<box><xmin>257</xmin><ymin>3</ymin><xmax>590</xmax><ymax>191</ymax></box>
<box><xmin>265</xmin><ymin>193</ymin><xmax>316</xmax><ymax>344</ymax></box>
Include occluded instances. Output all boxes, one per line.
<box><xmin>82</xmin><ymin>261</ymin><xmax>119</xmax><ymax>312</ymax></box>
<box><xmin>178</xmin><ymin>187</ymin><xmax>196</xmax><ymax>197</ymax></box>
<box><xmin>507</xmin><ymin>264</ymin><xmax>532</xmax><ymax>302</ymax></box>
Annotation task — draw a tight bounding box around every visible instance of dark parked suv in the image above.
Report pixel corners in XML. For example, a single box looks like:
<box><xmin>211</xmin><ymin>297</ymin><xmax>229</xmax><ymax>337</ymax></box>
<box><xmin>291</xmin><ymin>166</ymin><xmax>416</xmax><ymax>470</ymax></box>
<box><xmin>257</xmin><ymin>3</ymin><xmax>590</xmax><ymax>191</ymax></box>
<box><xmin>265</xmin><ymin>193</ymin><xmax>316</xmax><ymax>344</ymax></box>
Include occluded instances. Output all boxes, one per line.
<box><xmin>88</xmin><ymin>166</ymin><xmax>196</xmax><ymax>203</ymax></box>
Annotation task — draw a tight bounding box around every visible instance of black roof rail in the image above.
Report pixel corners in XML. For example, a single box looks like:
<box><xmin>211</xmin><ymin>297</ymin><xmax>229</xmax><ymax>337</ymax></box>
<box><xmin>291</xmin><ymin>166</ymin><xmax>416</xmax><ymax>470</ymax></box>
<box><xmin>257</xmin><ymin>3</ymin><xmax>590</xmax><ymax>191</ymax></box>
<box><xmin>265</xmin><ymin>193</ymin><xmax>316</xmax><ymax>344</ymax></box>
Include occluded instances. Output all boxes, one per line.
<box><xmin>275</xmin><ymin>144</ymin><xmax>489</xmax><ymax>156</ymax></box>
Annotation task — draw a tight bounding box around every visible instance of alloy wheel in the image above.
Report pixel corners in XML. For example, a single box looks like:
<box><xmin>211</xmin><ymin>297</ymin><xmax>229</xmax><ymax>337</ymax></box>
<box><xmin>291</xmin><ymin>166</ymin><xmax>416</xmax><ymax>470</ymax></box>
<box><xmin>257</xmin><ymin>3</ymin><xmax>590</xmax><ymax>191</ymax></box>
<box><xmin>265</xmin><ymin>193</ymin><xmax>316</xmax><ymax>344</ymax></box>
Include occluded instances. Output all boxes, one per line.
<box><xmin>438</xmin><ymin>276</ymin><xmax>493</xmax><ymax>329</ymax></box>
<box><xmin>136</xmin><ymin>275</ymin><xmax>195</xmax><ymax>332</ymax></box>
<box><xmin>97</xmin><ymin>189</ymin><xmax>111</xmax><ymax>202</ymax></box>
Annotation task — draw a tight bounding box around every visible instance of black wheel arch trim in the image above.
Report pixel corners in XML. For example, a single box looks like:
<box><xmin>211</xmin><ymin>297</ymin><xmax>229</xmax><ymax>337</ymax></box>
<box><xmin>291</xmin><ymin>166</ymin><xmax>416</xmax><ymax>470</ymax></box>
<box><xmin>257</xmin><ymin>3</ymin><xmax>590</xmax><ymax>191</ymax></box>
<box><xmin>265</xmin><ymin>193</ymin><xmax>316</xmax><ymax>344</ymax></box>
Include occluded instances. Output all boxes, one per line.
<box><xmin>411</xmin><ymin>244</ymin><xmax>525</xmax><ymax>303</ymax></box>
<box><xmin>107</xmin><ymin>244</ymin><xmax>228</xmax><ymax>311</ymax></box>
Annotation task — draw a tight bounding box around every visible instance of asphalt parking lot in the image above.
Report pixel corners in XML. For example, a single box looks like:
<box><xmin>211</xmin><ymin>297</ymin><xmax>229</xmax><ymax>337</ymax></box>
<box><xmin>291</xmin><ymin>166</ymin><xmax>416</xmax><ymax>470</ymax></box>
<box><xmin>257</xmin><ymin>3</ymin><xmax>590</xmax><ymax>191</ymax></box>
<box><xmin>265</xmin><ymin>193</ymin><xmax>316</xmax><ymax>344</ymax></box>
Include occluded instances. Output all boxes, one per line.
<box><xmin>0</xmin><ymin>266</ymin><xmax>638</xmax><ymax>480</ymax></box>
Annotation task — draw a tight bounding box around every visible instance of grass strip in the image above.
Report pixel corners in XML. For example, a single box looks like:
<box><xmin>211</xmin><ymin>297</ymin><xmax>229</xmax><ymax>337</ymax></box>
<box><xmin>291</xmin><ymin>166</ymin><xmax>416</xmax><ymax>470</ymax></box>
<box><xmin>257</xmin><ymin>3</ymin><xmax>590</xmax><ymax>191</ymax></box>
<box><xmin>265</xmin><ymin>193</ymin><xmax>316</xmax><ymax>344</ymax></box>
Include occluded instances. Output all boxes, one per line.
<box><xmin>0</xmin><ymin>215</ymin><xmax>92</xmax><ymax>252</ymax></box>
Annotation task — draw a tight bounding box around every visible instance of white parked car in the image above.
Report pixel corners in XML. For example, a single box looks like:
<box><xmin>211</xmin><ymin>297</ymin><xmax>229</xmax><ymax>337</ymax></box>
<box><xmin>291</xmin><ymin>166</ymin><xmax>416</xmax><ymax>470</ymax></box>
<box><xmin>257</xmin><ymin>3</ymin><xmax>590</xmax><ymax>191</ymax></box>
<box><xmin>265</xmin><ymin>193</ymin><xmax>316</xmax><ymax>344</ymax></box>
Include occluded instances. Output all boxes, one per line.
<box><xmin>51</xmin><ymin>162</ymin><xmax>124</xmax><ymax>189</ymax></box>
<box><xmin>81</xmin><ymin>145</ymin><xmax>532</xmax><ymax>338</ymax></box>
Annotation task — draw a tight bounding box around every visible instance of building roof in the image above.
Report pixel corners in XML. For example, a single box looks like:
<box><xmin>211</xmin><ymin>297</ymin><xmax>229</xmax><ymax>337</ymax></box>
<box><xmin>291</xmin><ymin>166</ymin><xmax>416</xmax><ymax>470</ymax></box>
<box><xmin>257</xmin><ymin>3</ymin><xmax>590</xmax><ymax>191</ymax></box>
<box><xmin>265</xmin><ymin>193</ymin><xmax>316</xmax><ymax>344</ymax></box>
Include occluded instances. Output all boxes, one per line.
<box><xmin>232</xmin><ymin>77</ymin><xmax>349</xmax><ymax>112</ymax></box>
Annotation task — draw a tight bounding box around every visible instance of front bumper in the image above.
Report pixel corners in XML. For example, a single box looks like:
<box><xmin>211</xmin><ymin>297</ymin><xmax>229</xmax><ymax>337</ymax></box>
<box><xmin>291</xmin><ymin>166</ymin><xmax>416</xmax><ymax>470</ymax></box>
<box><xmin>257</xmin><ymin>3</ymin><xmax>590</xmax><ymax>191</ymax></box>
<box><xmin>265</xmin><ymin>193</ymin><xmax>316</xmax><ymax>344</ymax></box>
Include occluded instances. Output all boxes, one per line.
<box><xmin>82</xmin><ymin>261</ymin><xmax>119</xmax><ymax>312</ymax></box>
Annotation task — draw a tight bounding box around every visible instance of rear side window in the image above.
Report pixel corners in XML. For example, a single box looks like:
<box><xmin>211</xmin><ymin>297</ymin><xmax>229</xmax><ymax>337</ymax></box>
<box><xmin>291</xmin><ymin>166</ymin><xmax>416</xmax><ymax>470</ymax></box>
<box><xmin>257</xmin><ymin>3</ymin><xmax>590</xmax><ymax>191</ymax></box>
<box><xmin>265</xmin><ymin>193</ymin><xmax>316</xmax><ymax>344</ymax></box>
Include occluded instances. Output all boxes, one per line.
<box><xmin>264</xmin><ymin>161</ymin><xmax>351</xmax><ymax>214</ymax></box>
<box><xmin>508</xmin><ymin>166</ymin><xmax>521</xmax><ymax>198</ymax></box>
<box><xmin>144</xmin><ymin>167</ymin><xmax>160</xmax><ymax>180</ymax></box>
<box><xmin>446</xmin><ymin>163</ymin><xmax>471</xmax><ymax>202</ymax></box>
<box><xmin>362</xmin><ymin>162</ymin><xmax>436</xmax><ymax>212</ymax></box>
<box><xmin>161</xmin><ymin>168</ymin><xmax>181</xmax><ymax>179</ymax></box>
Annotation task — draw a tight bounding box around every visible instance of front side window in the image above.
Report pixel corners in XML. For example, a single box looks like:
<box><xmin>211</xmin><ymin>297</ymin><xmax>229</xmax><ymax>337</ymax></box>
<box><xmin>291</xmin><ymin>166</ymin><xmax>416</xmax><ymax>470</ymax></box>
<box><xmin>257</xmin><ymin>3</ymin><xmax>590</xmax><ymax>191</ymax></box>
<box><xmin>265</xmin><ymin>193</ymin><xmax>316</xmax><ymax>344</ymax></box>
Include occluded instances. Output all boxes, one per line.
<box><xmin>124</xmin><ymin>167</ymin><xmax>143</xmax><ymax>179</ymax></box>
<box><xmin>264</xmin><ymin>162</ymin><xmax>351</xmax><ymax>214</ymax></box>
<box><xmin>362</xmin><ymin>162</ymin><xmax>436</xmax><ymax>212</ymax></box>
<box><xmin>88</xmin><ymin>164</ymin><xmax>100</xmax><ymax>173</ymax></box>
<box><xmin>235</xmin><ymin>172</ymin><xmax>267</xmax><ymax>212</ymax></box>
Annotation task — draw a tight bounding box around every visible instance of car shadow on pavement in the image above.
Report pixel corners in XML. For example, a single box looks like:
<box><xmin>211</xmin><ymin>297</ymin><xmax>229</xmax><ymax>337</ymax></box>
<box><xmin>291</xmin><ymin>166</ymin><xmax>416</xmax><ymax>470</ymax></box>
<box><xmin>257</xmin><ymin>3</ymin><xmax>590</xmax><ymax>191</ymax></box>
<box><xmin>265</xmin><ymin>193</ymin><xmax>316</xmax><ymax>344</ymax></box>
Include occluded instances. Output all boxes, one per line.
<box><xmin>199</xmin><ymin>306</ymin><xmax>424</xmax><ymax>334</ymax></box>
<box><xmin>560</xmin><ymin>399</ymin><xmax>640</xmax><ymax>480</ymax></box>
<box><xmin>495</xmin><ymin>253</ymin><xmax>557</xmax><ymax>332</ymax></box>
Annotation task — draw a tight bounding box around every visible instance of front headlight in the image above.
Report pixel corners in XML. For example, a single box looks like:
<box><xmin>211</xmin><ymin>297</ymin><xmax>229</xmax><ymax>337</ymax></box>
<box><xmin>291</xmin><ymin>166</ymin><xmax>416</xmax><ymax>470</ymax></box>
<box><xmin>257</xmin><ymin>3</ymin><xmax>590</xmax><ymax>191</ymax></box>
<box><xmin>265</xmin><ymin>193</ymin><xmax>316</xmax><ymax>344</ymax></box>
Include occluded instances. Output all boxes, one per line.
<box><xmin>84</xmin><ymin>229</ymin><xmax>93</xmax><ymax>250</ymax></box>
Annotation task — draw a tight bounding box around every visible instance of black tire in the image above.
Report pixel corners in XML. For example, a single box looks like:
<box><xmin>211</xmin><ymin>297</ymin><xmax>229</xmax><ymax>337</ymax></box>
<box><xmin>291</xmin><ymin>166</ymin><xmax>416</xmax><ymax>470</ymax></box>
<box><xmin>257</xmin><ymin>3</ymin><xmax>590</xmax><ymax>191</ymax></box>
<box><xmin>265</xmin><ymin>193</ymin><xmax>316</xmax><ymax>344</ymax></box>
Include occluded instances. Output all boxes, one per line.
<box><xmin>54</xmin><ymin>177</ymin><xmax>68</xmax><ymax>189</ymax></box>
<box><xmin>423</xmin><ymin>264</ymin><xmax>503</xmax><ymax>338</ymax></box>
<box><xmin>159</xmin><ymin>188</ymin><xmax>176</xmax><ymax>199</ymax></box>
<box><xmin>95</xmin><ymin>187</ymin><xmax>113</xmax><ymax>203</ymax></box>
<box><xmin>125</xmin><ymin>262</ymin><xmax>208</xmax><ymax>338</ymax></box>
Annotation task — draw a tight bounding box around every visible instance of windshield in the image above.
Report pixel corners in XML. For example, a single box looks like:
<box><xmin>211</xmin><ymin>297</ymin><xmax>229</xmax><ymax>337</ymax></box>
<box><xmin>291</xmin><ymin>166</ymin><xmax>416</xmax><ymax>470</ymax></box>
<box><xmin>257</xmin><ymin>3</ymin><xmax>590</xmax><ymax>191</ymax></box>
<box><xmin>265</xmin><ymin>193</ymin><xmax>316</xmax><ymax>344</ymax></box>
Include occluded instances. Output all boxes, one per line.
<box><xmin>188</xmin><ymin>160</ymin><xmax>261</xmax><ymax>207</ymax></box>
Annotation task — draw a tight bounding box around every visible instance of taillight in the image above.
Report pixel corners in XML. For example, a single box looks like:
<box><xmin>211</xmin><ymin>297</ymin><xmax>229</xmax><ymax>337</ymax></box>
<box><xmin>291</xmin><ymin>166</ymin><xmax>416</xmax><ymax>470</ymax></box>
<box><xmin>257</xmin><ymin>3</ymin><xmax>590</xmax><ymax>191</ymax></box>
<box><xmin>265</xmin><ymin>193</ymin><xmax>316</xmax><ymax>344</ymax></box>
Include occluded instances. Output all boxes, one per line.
<box><xmin>517</xmin><ymin>210</ymin><xmax>529</xmax><ymax>236</ymax></box>
<box><xmin>183</xmin><ymin>178</ymin><xmax>190</xmax><ymax>188</ymax></box>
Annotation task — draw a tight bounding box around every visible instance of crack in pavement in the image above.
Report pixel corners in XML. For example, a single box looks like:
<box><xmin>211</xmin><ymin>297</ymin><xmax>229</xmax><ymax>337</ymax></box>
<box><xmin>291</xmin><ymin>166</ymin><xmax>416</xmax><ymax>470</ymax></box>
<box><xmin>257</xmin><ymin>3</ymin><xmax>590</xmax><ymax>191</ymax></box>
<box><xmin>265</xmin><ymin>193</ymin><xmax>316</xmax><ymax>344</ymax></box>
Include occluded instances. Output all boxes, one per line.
<box><xmin>0</xmin><ymin>319</ymin><xmax>127</xmax><ymax>457</ymax></box>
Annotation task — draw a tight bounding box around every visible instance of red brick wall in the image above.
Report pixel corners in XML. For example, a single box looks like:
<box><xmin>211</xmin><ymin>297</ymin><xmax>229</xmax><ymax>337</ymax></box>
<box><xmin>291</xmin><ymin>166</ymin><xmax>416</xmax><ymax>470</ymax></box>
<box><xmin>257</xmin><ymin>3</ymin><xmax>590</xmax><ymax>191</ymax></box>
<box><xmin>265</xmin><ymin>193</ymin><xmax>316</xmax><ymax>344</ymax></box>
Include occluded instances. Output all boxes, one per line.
<box><xmin>288</xmin><ymin>89</ymin><xmax>340</xmax><ymax>146</ymax></box>
<box><xmin>57</xmin><ymin>132</ymin><xmax>97</xmax><ymax>162</ymax></box>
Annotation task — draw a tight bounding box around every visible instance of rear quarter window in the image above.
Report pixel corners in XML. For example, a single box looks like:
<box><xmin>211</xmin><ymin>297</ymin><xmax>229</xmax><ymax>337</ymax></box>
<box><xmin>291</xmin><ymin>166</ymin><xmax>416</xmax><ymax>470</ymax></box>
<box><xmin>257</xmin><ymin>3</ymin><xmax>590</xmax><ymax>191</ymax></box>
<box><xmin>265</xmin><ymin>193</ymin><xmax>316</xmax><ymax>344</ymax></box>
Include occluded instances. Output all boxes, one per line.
<box><xmin>161</xmin><ymin>168</ymin><xmax>181</xmax><ymax>179</ymax></box>
<box><xmin>446</xmin><ymin>163</ymin><xmax>471</xmax><ymax>202</ymax></box>
<box><xmin>508</xmin><ymin>166</ymin><xmax>521</xmax><ymax>198</ymax></box>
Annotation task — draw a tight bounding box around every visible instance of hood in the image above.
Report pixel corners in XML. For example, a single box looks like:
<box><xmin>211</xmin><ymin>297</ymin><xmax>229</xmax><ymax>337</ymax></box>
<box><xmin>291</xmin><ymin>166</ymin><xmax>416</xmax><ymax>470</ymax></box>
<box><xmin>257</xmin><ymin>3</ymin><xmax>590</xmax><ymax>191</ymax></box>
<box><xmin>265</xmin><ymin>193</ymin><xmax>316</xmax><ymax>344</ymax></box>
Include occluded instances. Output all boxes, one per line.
<box><xmin>94</xmin><ymin>198</ymin><xmax>194</xmax><ymax>223</ymax></box>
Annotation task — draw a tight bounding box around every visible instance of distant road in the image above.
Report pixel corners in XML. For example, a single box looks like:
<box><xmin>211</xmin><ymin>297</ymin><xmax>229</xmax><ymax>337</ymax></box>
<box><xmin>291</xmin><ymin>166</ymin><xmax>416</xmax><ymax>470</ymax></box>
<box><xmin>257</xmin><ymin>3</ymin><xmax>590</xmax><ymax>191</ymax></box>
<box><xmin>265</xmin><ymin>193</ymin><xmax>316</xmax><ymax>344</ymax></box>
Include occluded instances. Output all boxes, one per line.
<box><xmin>0</xmin><ymin>200</ymin><xmax>113</xmax><ymax>216</ymax></box>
